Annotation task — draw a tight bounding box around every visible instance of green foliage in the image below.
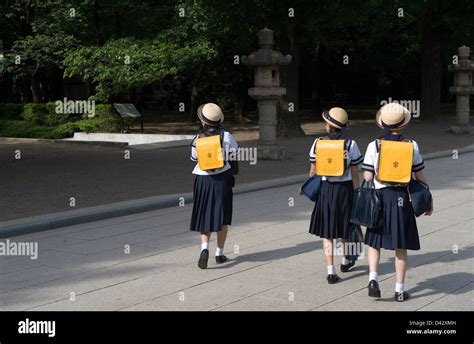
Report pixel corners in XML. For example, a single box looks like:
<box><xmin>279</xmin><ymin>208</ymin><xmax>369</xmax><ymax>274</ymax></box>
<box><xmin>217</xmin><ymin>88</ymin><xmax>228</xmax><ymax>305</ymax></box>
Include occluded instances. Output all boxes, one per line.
<box><xmin>50</xmin><ymin>122</ymin><xmax>81</xmax><ymax>139</ymax></box>
<box><xmin>93</xmin><ymin>104</ymin><xmax>115</xmax><ymax>118</ymax></box>
<box><xmin>0</xmin><ymin>120</ymin><xmax>53</xmax><ymax>139</ymax></box>
<box><xmin>0</xmin><ymin>34</ymin><xmax>77</xmax><ymax>84</ymax></box>
<box><xmin>0</xmin><ymin>104</ymin><xmax>24</xmax><ymax>120</ymax></box>
<box><xmin>0</xmin><ymin>102</ymin><xmax>122</xmax><ymax>139</ymax></box>
<box><xmin>2</xmin><ymin>0</ymin><xmax>474</xmax><ymax>117</ymax></box>
<box><xmin>0</xmin><ymin>106</ymin><xmax>121</xmax><ymax>139</ymax></box>
<box><xmin>76</xmin><ymin>116</ymin><xmax>121</xmax><ymax>133</ymax></box>
<box><xmin>64</xmin><ymin>32</ymin><xmax>217</xmax><ymax>101</ymax></box>
<box><xmin>78</xmin><ymin>104</ymin><xmax>121</xmax><ymax>132</ymax></box>
<box><xmin>22</xmin><ymin>104</ymin><xmax>49</xmax><ymax>125</ymax></box>
<box><xmin>21</xmin><ymin>103</ymin><xmax>71</xmax><ymax>126</ymax></box>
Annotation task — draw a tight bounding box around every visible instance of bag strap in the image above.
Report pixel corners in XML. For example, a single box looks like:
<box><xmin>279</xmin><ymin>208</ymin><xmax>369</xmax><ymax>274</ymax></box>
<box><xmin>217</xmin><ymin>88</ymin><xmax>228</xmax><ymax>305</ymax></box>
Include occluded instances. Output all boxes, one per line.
<box><xmin>199</xmin><ymin>129</ymin><xmax>224</xmax><ymax>146</ymax></box>
<box><xmin>361</xmin><ymin>174</ymin><xmax>376</xmax><ymax>189</ymax></box>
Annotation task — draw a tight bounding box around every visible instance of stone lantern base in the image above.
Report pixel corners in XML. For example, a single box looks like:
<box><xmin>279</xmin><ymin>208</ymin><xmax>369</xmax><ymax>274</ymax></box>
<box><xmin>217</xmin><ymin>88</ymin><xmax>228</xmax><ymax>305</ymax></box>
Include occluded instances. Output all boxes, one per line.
<box><xmin>257</xmin><ymin>143</ymin><xmax>287</xmax><ymax>160</ymax></box>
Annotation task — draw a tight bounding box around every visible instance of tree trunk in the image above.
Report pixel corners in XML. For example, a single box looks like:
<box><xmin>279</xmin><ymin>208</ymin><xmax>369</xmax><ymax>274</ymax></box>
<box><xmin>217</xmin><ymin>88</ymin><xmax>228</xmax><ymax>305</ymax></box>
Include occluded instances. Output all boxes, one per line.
<box><xmin>278</xmin><ymin>25</ymin><xmax>305</xmax><ymax>137</ymax></box>
<box><xmin>188</xmin><ymin>64</ymin><xmax>205</xmax><ymax>122</ymax></box>
<box><xmin>421</xmin><ymin>0</ymin><xmax>442</xmax><ymax>121</ymax></box>
<box><xmin>31</xmin><ymin>64</ymin><xmax>41</xmax><ymax>103</ymax></box>
<box><xmin>93</xmin><ymin>0</ymin><xmax>104</xmax><ymax>44</ymax></box>
<box><xmin>310</xmin><ymin>44</ymin><xmax>322</xmax><ymax>117</ymax></box>
<box><xmin>232</xmin><ymin>81</ymin><xmax>246</xmax><ymax>123</ymax></box>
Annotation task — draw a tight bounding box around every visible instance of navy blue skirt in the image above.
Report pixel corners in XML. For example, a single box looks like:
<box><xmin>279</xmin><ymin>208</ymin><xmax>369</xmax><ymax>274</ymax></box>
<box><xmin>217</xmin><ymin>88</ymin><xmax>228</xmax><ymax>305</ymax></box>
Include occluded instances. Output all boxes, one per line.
<box><xmin>190</xmin><ymin>170</ymin><xmax>233</xmax><ymax>233</ymax></box>
<box><xmin>309</xmin><ymin>180</ymin><xmax>353</xmax><ymax>239</ymax></box>
<box><xmin>364</xmin><ymin>187</ymin><xmax>420</xmax><ymax>250</ymax></box>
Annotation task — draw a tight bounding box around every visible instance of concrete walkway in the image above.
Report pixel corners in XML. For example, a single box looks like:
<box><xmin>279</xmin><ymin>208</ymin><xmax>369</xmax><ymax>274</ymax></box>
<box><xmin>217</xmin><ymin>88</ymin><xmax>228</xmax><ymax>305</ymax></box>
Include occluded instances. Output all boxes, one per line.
<box><xmin>0</xmin><ymin>153</ymin><xmax>472</xmax><ymax>311</ymax></box>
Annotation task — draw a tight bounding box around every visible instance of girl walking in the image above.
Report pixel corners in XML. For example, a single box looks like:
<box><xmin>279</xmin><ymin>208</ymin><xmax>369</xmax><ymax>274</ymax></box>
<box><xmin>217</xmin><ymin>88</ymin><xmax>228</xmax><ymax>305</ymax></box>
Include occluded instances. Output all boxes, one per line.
<box><xmin>308</xmin><ymin>107</ymin><xmax>363</xmax><ymax>284</ymax></box>
<box><xmin>189</xmin><ymin>103</ymin><xmax>238</xmax><ymax>269</ymax></box>
<box><xmin>361</xmin><ymin>103</ymin><xmax>432</xmax><ymax>301</ymax></box>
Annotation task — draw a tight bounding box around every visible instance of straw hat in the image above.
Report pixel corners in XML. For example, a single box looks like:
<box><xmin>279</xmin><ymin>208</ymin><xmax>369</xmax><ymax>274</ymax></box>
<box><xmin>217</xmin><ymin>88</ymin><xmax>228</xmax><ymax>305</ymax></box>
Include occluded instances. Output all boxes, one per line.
<box><xmin>322</xmin><ymin>107</ymin><xmax>348</xmax><ymax>129</ymax></box>
<box><xmin>197</xmin><ymin>103</ymin><xmax>224</xmax><ymax>126</ymax></box>
<box><xmin>376</xmin><ymin>103</ymin><xmax>411</xmax><ymax>130</ymax></box>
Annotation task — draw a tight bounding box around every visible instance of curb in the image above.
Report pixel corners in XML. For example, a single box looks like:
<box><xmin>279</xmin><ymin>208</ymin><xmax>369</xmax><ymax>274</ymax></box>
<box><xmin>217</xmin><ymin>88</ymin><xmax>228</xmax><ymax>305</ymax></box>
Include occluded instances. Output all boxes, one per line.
<box><xmin>1</xmin><ymin>144</ymin><xmax>473</xmax><ymax>238</ymax></box>
<box><xmin>0</xmin><ymin>137</ymin><xmax>128</xmax><ymax>148</ymax></box>
<box><xmin>0</xmin><ymin>136</ymin><xmax>193</xmax><ymax>149</ymax></box>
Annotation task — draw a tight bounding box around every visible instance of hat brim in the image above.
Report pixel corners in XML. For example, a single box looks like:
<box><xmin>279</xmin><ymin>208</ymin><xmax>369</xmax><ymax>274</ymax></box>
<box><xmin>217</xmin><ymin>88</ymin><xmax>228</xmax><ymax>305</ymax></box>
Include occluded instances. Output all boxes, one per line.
<box><xmin>197</xmin><ymin>105</ymin><xmax>224</xmax><ymax>126</ymax></box>
<box><xmin>322</xmin><ymin>112</ymin><xmax>345</xmax><ymax>130</ymax></box>
<box><xmin>376</xmin><ymin>110</ymin><xmax>411</xmax><ymax>129</ymax></box>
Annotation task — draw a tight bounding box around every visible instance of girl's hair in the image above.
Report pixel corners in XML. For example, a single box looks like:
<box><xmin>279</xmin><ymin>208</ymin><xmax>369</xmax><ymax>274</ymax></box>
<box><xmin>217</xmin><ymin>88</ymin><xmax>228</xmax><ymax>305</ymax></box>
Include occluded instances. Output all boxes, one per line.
<box><xmin>379</xmin><ymin>128</ymin><xmax>403</xmax><ymax>138</ymax></box>
<box><xmin>202</xmin><ymin>123</ymin><xmax>220</xmax><ymax>131</ymax></box>
<box><xmin>326</xmin><ymin>124</ymin><xmax>341</xmax><ymax>134</ymax></box>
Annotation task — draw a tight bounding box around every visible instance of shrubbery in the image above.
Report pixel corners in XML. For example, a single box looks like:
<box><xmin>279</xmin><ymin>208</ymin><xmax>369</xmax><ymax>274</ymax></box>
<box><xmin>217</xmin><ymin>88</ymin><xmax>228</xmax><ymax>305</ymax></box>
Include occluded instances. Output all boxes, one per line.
<box><xmin>0</xmin><ymin>103</ymin><xmax>24</xmax><ymax>120</ymax></box>
<box><xmin>0</xmin><ymin>120</ymin><xmax>53</xmax><ymax>138</ymax></box>
<box><xmin>22</xmin><ymin>102</ymin><xmax>73</xmax><ymax>126</ymax></box>
<box><xmin>0</xmin><ymin>103</ymin><xmax>121</xmax><ymax>139</ymax></box>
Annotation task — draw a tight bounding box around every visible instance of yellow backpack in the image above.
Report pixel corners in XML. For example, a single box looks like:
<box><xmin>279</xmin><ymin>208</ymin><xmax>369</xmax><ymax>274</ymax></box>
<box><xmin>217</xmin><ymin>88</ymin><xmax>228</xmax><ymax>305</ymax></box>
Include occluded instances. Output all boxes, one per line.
<box><xmin>377</xmin><ymin>139</ymin><xmax>413</xmax><ymax>184</ymax></box>
<box><xmin>195</xmin><ymin>133</ymin><xmax>224</xmax><ymax>171</ymax></box>
<box><xmin>315</xmin><ymin>139</ymin><xmax>347</xmax><ymax>177</ymax></box>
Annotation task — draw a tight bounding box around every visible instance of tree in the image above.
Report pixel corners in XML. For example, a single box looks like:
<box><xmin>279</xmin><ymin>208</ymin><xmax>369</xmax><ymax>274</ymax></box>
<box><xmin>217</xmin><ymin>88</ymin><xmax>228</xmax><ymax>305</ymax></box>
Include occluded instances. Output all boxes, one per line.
<box><xmin>1</xmin><ymin>34</ymin><xmax>76</xmax><ymax>102</ymax></box>
<box><xmin>64</xmin><ymin>33</ymin><xmax>216</xmax><ymax>102</ymax></box>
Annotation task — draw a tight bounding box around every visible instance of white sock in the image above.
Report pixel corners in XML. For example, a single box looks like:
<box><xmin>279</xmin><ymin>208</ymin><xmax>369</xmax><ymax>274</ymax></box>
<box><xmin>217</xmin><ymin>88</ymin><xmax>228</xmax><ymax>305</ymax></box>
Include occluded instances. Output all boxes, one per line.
<box><xmin>395</xmin><ymin>283</ymin><xmax>405</xmax><ymax>293</ymax></box>
<box><xmin>369</xmin><ymin>272</ymin><xmax>379</xmax><ymax>282</ymax></box>
<box><xmin>342</xmin><ymin>257</ymin><xmax>350</xmax><ymax>265</ymax></box>
<box><xmin>216</xmin><ymin>247</ymin><xmax>224</xmax><ymax>257</ymax></box>
<box><xmin>327</xmin><ymin>265</ymin><xmax>336</xmax><ymax>275</ymax></box>
<box><xmin>201</xmin><ymin>242</ymin><xmax>209</xmax><ymax>251</ymax></box>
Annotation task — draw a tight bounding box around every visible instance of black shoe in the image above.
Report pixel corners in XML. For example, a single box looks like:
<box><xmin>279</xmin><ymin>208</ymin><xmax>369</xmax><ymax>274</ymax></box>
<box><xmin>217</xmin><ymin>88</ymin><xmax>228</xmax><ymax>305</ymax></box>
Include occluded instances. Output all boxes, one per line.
<box><xmin>368</xmin><ymin>280</ymin><xmax>381</xmax><ymax>298</ymax></box>
<box><xmin>198</xmin><ymin>249</ymin><xmax>209</xmax><ymax>269</ymax></box>
<box><xmin>215</xmin><ymin>255</ymin><xmax>227</xmax><ymax>264</ymax></box>
<box><xmin>340</xmin><ymin>260</ymin><xmax>356</xmax><ymax>273</ymax></box>
<box><xmin>327</xmin><ymin>274</ymin><xmax>340</xmax><ymax>284</ymax></box>
<box><xmin>394</xmin><ymin>291</ymin><xmax>410</xmax><ymax>302</ymax></box>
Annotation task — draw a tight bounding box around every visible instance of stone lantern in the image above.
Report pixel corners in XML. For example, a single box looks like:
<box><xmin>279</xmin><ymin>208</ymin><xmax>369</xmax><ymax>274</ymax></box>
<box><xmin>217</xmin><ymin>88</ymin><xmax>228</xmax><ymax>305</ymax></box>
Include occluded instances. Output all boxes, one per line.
<box><xmin>242</xmin><ymin>27</ymin><xmax>292</xmax><ymax>160</ymax></box>
<box><xmin>448</xmin><ymin>45</ymin><xmax>474</xmax><ymax>133</ymax></box>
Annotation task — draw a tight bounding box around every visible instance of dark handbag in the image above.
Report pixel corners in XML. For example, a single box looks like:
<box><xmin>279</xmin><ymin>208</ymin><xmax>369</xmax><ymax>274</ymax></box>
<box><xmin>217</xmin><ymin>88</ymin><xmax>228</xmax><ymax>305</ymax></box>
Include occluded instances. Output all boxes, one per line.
<box><xmin>300</xmin><ymin>175</ymin><xmax>322</xmax><ymax>202</ymax></box>
<box><xmin>350</xmin><ymin>179</ymin><xmax>383</xmax><ymax>228</ymax></box>
<box><xmin>408</xmin><ymin>179</ymin><xmax>432</xmax><ymax>217</ymax></box>
<box><xmin>229</xmin><ymin>160</ymin><xmax>239</xmax><ymax>175</ymax></box>
<box><xmin>345</xmin><ymin>224</ymin><xmax>364</xmax><ymax>261</ymax></box>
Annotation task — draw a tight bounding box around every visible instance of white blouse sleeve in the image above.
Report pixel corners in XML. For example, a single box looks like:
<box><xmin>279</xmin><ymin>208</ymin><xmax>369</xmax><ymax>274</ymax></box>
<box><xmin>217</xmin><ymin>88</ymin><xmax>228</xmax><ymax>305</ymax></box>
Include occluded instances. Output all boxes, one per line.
<box><xmin>225</xmin><ymin>132</ymin><xmax>239</xmax><ymax>151</ymax></box>
<box><xmin>190</xmin><ymin>135</ymin><xmax>198</xmax><ymax>162</ymax></box>
<box><xmin>361</xmin><ymin>141</ymin><xmax>376</xmax><ymax>172</ymax></box>
<box><xmin>349</xmin><ymin>140</ymin><xmax>363</xmax><ymax>166</ymax></box>
<box><xmin>309</xmin><ymin>139</ymin><xmax>317</xmax><ymax>163</ymax></box>
<box><xmin>411</xmin><ymin>140</ymin><xmax>425</xmax><ymax>172</ymax></box>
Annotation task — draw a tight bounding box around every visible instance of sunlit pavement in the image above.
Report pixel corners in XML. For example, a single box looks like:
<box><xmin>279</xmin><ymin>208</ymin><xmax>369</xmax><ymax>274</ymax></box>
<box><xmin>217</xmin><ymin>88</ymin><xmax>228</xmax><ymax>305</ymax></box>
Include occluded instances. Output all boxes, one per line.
<box><xmin>0</xmin><ymin>154</ymin><xmax>472</xmax><ymax>311</ymax></box>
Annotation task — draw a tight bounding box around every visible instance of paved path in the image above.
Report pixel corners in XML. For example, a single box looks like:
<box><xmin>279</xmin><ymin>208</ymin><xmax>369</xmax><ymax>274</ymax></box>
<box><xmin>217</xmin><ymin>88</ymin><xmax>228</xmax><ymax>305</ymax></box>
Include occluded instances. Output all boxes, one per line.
<box><xmin>1</xmin><ymin>119</ymin><xmax>472</xmax><ymax>221</ymax></box>
<box><xmin>0</xmin><ymin>153</ymin><xmax>472</xmax><ymax>311</ymax></box>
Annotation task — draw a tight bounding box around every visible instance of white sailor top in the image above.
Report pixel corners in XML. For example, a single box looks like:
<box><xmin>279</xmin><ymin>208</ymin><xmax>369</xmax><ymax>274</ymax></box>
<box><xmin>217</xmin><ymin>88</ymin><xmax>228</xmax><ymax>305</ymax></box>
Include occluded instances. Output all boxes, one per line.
<box><xmin>190</xmin><ymin>130</ymin><xmax>239</xmax><ymax>175</ymax></box>
<box><xmin>309</xmin><ymin>138</ymin><xmax>363</xmax><ymax>182</ymax></box>
<box><xmin>361</xmin><ymin>139</ymin><xmax>425</xmax><ymax>189</ymax></box>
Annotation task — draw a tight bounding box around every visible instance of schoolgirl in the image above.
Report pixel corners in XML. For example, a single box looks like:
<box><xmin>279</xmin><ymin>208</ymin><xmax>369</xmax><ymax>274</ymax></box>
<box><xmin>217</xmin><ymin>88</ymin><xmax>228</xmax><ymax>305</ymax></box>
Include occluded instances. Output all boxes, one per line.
<box><xmin>361</xmin><ymin>103</ymin><xmax>432</xmax><ymax>301</ymax></box>
<box><xmin>308</xmin><ymin>107</ymin><xmax>363</xmax><ymax>284</ymax></box>
<box><xmin>189</xmin><ymin>103</ymin><xmax>239</xmax><ymax>269</ymax></box>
